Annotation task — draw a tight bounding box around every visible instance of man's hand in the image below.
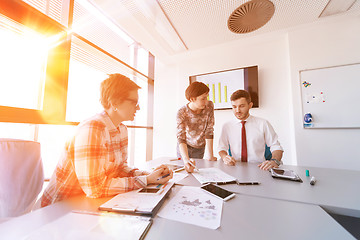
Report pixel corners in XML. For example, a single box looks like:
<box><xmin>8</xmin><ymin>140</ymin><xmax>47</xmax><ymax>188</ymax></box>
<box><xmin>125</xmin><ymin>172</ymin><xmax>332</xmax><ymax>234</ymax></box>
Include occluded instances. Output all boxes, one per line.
<box><xmin>146</xmin><ymin>165</ymin><xmax>173</xmax><ymax>184</ymax></box>
<box><xmin>134</xmin><ymin>170</ymin><xmax>150</xmax><ymax>176</ymax></box>
<box><xmin>258</xmin><ymin>160</ymin><xmax>278</xmax><ymax>171</ymax></box>
<box><xmin>222</xmin><ymin>155</ymin><xmax>236</xmax><ymax>166</ymax></box>
<box><xmin>206</xmin><ymin>156</ymin><xmax>217</xmax><ymax>161</ymax></box>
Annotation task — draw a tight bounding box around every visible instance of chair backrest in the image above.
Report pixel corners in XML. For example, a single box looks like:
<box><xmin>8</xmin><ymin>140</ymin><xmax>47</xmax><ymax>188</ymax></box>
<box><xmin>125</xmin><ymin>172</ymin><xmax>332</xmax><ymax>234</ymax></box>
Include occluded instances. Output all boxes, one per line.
<box><xmin>265</xmin><ymin>144</ymin><xmax>272</xmax><ymax>160</ymax></box>
<box><xmin>0</xmin><ymin>138</ymin><xmax>44</xmax><ymax>218</ymax></box>
<box><xmin>228</xmin><ymin>145</ymin><xmax>273</xmax><ymax>160</ymax></box>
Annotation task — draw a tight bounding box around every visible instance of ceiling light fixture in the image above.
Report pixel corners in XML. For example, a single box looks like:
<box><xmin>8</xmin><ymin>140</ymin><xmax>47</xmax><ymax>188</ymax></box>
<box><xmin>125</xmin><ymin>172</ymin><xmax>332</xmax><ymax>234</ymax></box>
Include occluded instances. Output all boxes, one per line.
<box><xmin>319</xmin><ymin>0</ymin><xmax>356</xmax><ymax>18</ymax></box>
<box><xmin>228</xmin><ymin>0</ymin><xmax>275</xmax><ymax>34</ymax></box>
<box><xmin>133</xmin><ymin>0</ymin><xmax>188</xmax><ymax>52</ymax></box>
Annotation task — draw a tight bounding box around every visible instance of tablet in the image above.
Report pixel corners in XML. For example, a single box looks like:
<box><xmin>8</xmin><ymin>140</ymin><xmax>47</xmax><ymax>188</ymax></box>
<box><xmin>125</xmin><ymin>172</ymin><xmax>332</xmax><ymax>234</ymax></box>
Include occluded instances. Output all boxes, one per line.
<box><xmin>271</xmin><ymin>169</ymin><xmax>297</xmax><ymax>179</ymax></box>
<box><xmin>270</xmin><ymin>168</ymin><xmax>302</xmax><ymax>182</ymax></box>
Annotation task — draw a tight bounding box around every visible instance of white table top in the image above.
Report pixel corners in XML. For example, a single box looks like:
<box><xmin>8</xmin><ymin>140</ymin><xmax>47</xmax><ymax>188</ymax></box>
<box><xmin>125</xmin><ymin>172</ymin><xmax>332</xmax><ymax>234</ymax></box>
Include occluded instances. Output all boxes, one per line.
<box><xmin>0</xmin><ymin>187</ymin><xmax>355</xmax><ymax>240</ymax></box>
<box><xmin>146</xmin><ymin>185</ymin><xmax>354</xmax><ymax>240</ymax></box>
<box><xmin>1</xmin><ymin>157</ymin><xmax>358</xmax><ymax>240</ymax></box>
<box><xmin>156</xmin><ymin>158</ymin><xmax>360</xmax><ymax>218</ymax></box>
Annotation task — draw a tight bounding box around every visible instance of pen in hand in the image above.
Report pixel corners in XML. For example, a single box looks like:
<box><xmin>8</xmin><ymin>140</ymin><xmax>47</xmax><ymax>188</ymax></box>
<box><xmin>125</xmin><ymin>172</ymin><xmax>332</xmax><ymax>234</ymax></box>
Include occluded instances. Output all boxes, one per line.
<box><xmin>188</xmin><ymin>160</ymin><xmax>199</xmax><ymax>172</ymax></box>
<box><xmin>157</xmin><ymin>173</ymin><xmax>170</xmax><ymax>181</ymax></box>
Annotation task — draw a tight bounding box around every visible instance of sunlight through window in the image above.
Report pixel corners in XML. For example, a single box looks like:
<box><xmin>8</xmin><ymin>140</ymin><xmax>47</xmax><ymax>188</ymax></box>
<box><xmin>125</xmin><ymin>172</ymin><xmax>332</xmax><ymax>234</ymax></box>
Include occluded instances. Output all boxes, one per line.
<box><xmin>0</xmin><ymin>15</ymin><xmax>47</xmax><ymax>110</ymax></box>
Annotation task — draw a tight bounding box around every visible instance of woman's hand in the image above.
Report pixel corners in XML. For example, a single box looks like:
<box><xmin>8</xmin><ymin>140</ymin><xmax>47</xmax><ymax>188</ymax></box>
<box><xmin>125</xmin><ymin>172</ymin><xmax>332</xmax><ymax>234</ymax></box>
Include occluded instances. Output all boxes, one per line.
<box><xmin>184</xmin><ymin>158</ymin><xmax>197</xmax><ymax>173</ymax></box>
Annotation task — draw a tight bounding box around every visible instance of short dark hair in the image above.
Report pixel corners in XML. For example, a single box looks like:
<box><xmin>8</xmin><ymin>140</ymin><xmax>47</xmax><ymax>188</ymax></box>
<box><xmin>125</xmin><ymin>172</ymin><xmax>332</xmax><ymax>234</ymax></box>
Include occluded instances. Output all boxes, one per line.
<box><xmin>100</xmin><ymin>73</ymin><xmax>141</xmax><ymax>109</ymax></box>
<box><xmin>185</xmin><ymin>82</ymin><xmax>209</xmax><ymax>101</ymax></box>
<box><xmin>230</xmin><ymin>89</ymin><xmax>251</xmax><ymax>103</ymax></box>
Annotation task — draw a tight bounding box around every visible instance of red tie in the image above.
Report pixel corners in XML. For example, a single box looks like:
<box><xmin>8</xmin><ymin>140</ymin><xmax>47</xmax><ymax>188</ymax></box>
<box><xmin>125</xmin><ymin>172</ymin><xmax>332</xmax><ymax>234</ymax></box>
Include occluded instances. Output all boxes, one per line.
<box><xmin>241</xmin><ymin>121</ymin><xmax>247</xmax><ymax>162</ymax></box>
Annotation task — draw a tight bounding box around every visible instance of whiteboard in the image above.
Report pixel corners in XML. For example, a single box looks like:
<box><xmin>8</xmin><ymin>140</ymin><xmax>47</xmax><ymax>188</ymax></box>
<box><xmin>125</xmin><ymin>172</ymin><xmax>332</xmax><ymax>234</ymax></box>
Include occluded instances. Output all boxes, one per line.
<box><xmin>300</xmin><ymin>63</ymin><xmax>360</xmax><ymax>128</ymax></box>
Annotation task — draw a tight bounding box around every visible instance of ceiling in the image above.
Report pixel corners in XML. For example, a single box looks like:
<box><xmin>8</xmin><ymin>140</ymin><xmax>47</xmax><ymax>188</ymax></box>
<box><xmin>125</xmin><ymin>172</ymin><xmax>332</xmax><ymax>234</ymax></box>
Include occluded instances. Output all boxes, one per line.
<box><xmin>92</xmin><ymin>0</ymin><xmax>360</xmax><ymax>58</ymax></box>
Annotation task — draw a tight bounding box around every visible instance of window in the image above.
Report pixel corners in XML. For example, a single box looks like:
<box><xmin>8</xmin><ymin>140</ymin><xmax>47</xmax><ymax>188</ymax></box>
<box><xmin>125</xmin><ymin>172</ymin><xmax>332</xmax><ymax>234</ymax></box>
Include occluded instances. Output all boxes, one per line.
<box><xmin>23</xmin><ymin>0</ymin><xmax>68</xmax><ymax>26</ymax></box>
<box><xmin>0</xmin><ymin>0</ymin><xmax>155</xmax><ymax>178</ymax></box>
<box><xmin>0</xmin><ymin>122</ymin><xmax>35</xmax><ymax>141</ymax></box>
<box><xmin>37</xmin><ymin>124</ymin><xmax>77</xmax><ymax>178</ymax></box>
<box><xmin>72</xmin><ymin>0</ymin><xmax>134</xmax><ymax>65</ymax></box>
<box><xmin>0</xmin><ymin>14</ymin><xmax>47</xmax><ymax>110</ymax></box>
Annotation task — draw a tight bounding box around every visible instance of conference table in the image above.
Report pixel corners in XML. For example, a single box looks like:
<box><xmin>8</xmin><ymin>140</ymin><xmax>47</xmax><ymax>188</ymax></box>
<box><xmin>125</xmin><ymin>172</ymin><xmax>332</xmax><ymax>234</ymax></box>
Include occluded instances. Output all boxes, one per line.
<box><xmin>167</xmin><ymin>158</ymin><xmax>360</xmax><ymax>218</ymax></box>
<box><xmin>1</xmin><ymin>157</ymin><xmax>359</xmax><ymax>240</ymax></box>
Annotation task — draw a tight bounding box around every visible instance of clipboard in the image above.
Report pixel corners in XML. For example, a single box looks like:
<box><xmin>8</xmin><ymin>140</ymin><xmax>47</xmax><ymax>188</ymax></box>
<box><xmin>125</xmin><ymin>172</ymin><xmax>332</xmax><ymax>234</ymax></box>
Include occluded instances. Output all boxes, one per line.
<box><xmin>24</xmin><ymin>211</ymin><xmax>153</xmax><ymax>240</ymax></box>
<box><xmin>99</xmin><ymin>182</ymin><xmax>174</xmax><ymax>217</ymax></box>
<box><xmin>270</xmin><ymin>168</ymin><xmax>303</xmax><ymax>183</ymax></box>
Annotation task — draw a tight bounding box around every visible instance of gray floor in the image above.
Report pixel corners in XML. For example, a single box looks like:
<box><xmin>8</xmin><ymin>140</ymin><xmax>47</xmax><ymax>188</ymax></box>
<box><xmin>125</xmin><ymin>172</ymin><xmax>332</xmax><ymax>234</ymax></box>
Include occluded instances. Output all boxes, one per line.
<box><xmin>327</xmin><ymin>212</ymin><xmax>360</xmax><ymax>239</ymax></box>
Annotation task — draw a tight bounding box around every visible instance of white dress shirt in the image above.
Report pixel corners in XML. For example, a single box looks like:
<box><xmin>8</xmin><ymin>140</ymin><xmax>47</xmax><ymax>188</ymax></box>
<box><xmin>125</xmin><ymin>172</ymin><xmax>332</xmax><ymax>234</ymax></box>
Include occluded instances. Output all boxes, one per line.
<box><xmin>218</xmin><ymin>115</ymin><xmax>283</xmax><ymax>163</ymax></box>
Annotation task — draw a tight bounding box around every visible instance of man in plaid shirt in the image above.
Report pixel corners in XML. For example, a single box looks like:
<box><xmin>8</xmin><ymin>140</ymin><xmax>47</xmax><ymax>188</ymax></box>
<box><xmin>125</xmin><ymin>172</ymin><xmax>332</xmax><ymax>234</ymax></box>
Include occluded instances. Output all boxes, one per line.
<box><xmin>41</xmin><ymin>74</ymin><xmax>172</xmax><ymax>207</ymax></box>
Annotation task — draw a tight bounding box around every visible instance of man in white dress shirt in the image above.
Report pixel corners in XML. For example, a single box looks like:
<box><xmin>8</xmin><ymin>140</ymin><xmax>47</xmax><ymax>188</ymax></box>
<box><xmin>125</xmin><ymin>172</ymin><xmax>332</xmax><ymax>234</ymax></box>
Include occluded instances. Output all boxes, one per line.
<box><xmin>218</xmin><ymin>90</ymin><xmax>284</xmax><ymax>170</ymax></box>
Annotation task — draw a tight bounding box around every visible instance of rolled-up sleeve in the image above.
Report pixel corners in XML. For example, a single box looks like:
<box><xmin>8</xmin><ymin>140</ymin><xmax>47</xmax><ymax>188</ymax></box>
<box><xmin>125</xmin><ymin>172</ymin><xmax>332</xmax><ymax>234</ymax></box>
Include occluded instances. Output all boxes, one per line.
<box><xmin>176</xmin><ymin>108</ymin><xmax>187</xmax><ymax>144</ymax></box>
<box><xmin>205</xmin><ymin>101</ymin><xmax>214</xmax><ymax>139</ymax></box>
<box><xmin>264</xmin><ymin>121</ymin><xmax>283</xmax><ymax>153</ymax></box>
<box><xmin>218</xmin><ymin>123</ymin><xmax>230</xmax><ymax>153</ymax></box>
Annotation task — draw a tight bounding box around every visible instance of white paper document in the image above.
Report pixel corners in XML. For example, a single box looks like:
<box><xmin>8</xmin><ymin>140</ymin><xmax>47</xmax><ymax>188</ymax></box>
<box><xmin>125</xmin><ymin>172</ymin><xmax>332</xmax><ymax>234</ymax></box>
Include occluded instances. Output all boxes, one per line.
<box><xmin>23</xmin><ymin>212</ymin><xmax>152</xmax><ymax>240</ymax></box>
<box><xmin>157</xmin><ymin>186</ymin><xmax>223</xmax><ymax>229</ymax></box>
<box><xmin>192</xmin><ymin>167</ymin><xmax>237</xmax><ymax>184</ymax></box>
<box><xmin>169</xmin><ymin>172</ymin><xmax>188</xmax><ymax>184</ymax></box>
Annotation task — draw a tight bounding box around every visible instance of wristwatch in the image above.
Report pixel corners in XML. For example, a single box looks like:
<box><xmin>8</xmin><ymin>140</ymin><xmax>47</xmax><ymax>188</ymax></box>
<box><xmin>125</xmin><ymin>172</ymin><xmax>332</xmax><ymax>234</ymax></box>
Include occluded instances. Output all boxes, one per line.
<box><xmin>270</xmin><ymin>158</ymin><xmax>282</xmax><ymax>166</ymax></box>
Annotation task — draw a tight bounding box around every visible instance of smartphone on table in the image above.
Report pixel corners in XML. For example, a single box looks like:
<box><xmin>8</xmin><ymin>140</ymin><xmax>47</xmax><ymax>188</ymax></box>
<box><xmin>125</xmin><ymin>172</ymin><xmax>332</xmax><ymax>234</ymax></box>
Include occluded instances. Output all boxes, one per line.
<box><xmin>200</xmin><ymin>183</ymin><xmax>236</xmax><ymax>201</ymax></box>
<box><xmin>137</xmin><ymin>188</ymin><xmax>161</xmax><ymax>194</ymax></box>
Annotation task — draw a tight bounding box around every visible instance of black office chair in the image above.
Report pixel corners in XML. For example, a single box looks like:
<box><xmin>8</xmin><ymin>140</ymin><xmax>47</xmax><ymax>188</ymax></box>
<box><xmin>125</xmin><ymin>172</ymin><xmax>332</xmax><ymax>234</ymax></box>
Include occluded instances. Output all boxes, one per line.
<box><xmin>264</xmin><ymin>144</ymin><xmax>272</xmax><ymax>160</ymax></box>
<box><xmin>228</xmin><ymin>144</ymin><xmax>272</xmax><ymax>160</ymax></box>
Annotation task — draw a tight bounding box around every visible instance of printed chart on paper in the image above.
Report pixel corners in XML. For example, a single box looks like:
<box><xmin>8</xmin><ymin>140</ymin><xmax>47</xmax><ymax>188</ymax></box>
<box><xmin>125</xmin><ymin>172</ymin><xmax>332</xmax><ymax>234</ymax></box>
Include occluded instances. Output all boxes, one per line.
<box><xmin>157</xmin><ymin>186</ymin><xmax>223</xmax><ymax>229</ymax></box>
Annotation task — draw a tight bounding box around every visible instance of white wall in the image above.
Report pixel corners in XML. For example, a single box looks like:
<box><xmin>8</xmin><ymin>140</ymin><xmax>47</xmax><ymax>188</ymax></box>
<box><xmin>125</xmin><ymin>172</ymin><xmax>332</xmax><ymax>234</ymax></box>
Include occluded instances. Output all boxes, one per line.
<box><xmin>154</xmin><ymin>14</ymin><xmax>360</xmax><ymax>171</ymax></box>
<box><xmin>288</xmin><ymin>15</ymin><xmax>360</xmax><ymax>170</ymax></box>
<box><xmin>154</xmin><ymin>33</ymin><xmax>295</xmax><ymax>164</ymax></box>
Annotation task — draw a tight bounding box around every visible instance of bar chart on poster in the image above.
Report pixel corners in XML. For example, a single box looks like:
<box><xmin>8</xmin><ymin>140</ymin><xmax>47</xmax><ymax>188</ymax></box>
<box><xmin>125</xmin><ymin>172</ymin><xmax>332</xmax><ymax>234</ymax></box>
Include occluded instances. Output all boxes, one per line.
<box><xmin>197</xmin><ymin>69</ymin><xmax>244</xmax><ymax>109</ymax></box>
<box><xmin>300</xmin><ymin>63</ymin><xmax>360</xmax><ymax>128</ymax></box>
<box><xmin>189</xmin><ymin>66</ymin><xmax>259</xmax><ymax>110</ymax></box>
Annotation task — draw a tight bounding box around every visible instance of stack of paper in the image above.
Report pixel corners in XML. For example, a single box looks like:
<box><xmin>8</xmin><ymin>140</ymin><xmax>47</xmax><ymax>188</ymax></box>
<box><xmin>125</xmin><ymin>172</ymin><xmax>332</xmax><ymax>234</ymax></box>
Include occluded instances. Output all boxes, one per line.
<box><xmin>192</xmin><ymin>167</ymin><xmax>237</xmax><ymax>185</ymax></box>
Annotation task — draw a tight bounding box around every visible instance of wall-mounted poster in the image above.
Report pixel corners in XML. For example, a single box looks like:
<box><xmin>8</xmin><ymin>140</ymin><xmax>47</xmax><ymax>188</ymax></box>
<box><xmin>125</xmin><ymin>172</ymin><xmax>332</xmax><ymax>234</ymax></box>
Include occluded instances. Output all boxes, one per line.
<box><xmin>189</xmin><ymin>66</ymin><xmax>258</xmax><ymax>110</ymax></box>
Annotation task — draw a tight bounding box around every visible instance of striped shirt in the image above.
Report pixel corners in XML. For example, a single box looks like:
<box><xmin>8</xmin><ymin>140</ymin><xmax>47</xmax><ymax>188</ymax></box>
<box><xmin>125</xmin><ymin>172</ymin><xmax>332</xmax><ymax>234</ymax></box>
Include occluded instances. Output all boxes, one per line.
<box><xmin>176</xmin><ymin>101</ymin><xmax>214</xmax><ymax>148</ymax></box>
<box><xmin>41</xmin><ymin>112</ymin><xmax>147</xmax><ymax>207</ymax></box>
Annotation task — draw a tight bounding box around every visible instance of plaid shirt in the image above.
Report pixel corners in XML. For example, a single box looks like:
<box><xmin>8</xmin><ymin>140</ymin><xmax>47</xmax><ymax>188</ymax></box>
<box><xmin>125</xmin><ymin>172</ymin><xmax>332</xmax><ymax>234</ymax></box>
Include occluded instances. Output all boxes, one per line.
<box><xmin>41</xmin><ymin>112</ymin><xmax>147</xmax><ymax>207</ymax></box>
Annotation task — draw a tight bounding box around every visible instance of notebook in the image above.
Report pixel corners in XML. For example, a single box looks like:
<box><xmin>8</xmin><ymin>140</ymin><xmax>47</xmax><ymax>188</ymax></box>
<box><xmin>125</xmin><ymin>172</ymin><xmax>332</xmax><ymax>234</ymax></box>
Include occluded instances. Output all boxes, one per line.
<box><xmin>99</xmin><ymin>182</ymin><xmax>174</xmax><ymax>216</ymax></box>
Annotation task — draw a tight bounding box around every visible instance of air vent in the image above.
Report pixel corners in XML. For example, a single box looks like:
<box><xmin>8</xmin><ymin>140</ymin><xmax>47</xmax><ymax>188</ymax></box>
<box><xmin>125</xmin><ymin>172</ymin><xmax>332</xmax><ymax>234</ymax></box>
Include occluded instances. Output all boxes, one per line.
<box><xmin>228</xmin><ymin>0</ymin><xmax>275</xmax><ymax>34</ymax></box>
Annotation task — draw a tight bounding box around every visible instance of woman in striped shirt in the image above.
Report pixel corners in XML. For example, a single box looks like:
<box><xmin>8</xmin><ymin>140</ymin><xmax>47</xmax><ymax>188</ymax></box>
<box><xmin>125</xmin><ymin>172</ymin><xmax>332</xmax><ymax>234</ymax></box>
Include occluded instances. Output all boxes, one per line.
<box><xmin>176</xmin><ymin>82</ymin><xmax>217</xmax><ymax>173</ymax></box>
